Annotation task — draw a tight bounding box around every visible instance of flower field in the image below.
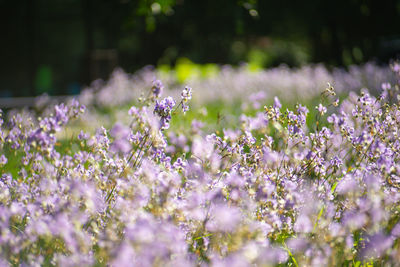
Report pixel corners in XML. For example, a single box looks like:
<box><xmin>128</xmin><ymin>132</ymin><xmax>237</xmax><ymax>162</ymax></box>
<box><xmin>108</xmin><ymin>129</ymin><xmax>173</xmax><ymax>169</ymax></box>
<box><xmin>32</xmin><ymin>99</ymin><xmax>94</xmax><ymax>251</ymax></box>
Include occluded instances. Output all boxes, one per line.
<box><xmin>1</xmin><ymin>62</ymin><xmax>400</xmax><ymax>266</ymax></box>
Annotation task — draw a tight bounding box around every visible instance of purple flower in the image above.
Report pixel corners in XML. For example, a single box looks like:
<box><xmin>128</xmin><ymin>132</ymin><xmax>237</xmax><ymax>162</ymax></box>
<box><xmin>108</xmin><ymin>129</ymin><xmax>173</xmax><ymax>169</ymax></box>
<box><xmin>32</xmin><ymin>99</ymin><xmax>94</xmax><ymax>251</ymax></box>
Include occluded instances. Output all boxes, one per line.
<box><xmin>154</xmin><ymin>96</ymin><xmax>176</xmax><ymax>129</ymax></box>
<box><xmin>273</xmin><ymin>96</ymin><xmax>282</xmax><ymax>109</ymax></box>
<box><xmin>287</xmin><ymin>237</ymin><xmax>309</xmax><ymax>253</ymax></box>
<box><xmin>0</xmin><ymin>155</ymin><xmax>7</xmax><ymax>166</ymax></box>
<box><xmin>294</xmin><ymin>214</ymin><xmax>312</xmax><ymax>233</ymax></box>
<box><xmin>172</xmin><ymin>157</ymin><xmax>186</xmax><ymax>170</ymax></box>
<box><xmin>181</xmin><ymin>86</ymin><xmax>192</xmax><ymax>102</ymax></box>
<box><xmin>391</xmin><ymin>223</ymin><xmax>400</xmax><ymax>238</ymax></box>
<box><xmin>54</xmin><ymin>103</ymin><xmax>69</xmax><ymax>125</ymax></box>
<box><xmin>381</xmin><ymin>82</ymin><xmax>391</xmax><ymax>91</ymax></box>
<box><xmin>181</xmin><ymin>86</ymin><xmax>192</xmax><ymax>113</ymax></box>
<box><xmin>258</xmin><ymin>246</ymin><xmax>288</xmax><ymax>265</ymax></box>
<box><xmin>78</xmin><ymin>130</ymin><xmax>89</xmax><ymax>140</ymax></box>
<box><xmin>316</xmin><ymin>103</ymin><xmax>327</xmax><ymax>115</ymax></box>
<box><xmin>111</xmin><ymin>242</ymin><xmax>136</xmax><ymax>266</ymax></box>
<box><xmin>211</xmin><ymin>253</ymin><xmax>250</xmax><ymax>267</ymax></box>
<box><xmin>206</xmin><ymin>204</ymin><xmax>242</xmax><ymax>232</ymax></box>
<box><xmin>152</xmin><ymin>79</ymin><xmax>164</xmax><ymax>98</ymax></box>
<box><xmin>336</xmin><ymin>175</ymin><xmax>359</xmax><ymax>195</ymax></box>
<box><xmin>248</xmin><ymin>91</ymin><xmax>266</xmax><ymax>109</ymax></box>
<box><xmin>329</xmin><ymin>156</ymin><xmax>342</xmax><ymax>168</ymax></box>
<box><xmin>361</xmin><ymin>232</ymin><xmax>393</xmax><ymax>259</ymax></box>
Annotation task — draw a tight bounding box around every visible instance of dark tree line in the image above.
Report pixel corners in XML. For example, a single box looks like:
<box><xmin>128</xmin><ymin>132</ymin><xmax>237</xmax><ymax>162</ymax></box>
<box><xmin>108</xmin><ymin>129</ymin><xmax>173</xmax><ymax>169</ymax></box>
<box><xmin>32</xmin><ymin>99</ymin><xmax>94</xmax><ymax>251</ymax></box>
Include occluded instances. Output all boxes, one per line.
<box><xmin>0</xmin><ymin>0</ymin><xmax>399</xmax><ymax>96</ymax></box>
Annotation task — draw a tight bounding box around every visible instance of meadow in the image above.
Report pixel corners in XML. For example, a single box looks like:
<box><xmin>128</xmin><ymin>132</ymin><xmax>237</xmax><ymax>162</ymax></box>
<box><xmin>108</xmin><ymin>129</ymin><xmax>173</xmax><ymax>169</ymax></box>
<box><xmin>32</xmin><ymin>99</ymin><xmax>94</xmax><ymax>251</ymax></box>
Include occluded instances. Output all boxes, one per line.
<box><xmin>1</xmin><ymin>61</ymin><xmax>400</xmax><ymax>266</ymax></box>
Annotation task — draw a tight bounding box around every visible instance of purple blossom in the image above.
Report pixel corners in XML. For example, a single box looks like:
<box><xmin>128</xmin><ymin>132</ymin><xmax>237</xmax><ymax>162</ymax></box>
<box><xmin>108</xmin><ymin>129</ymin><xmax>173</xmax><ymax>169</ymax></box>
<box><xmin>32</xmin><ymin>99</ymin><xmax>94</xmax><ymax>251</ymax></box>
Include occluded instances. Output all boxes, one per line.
<box><xmin>361</xmin><ymin>232</ymin><xmax>393</xmax><ymax>259</ymax></box>
<box><xmin>273</xmin><ymin>96</ymin><xmax>282</xmax><ymax>109</ymax></box>
<box><xmin>0</xmin><ymin>155</ymin><xmax>7</xmax><ymax>166</ymax></box>
<box><xmin>152</xmin><ymin>79</ymin><xmax>164</xmax><ymax>98</ymax></box>
<box><xmin>181</xmin><ymin>86</ymin><xmax>192</xmax><ymax>113</ymax></box>
<box><xmin>329</xmin><ymin>156</ymin><xmax>342</xmax><ymax>168</ymax></box>
<box><xmin>206</xmin><ymin>204</ymin><xmax>242</xmax><ymax>232</ymax></box>
<box><xmin>294</xmin><ymin>214</ymin><xmax>312</xmax><ymax>233</ymax></box>
<box><xmin>336</xmin><ymin>174</ymin><xmax>359</xmax><ymax>195</ymax></box>
<box><xmin>316</xmin><ymin>103</ymin><xmax>327</xmax><ymax>115</ymax></box>
<box><xmin>110</xmin><ymin>123</ymin><xmax>131</xmax><ymax>154</ymax></box>
<box><xmin>154</xmin><ymin>96</ymin><xmax>176</xmax><ymax>129</ymax></box>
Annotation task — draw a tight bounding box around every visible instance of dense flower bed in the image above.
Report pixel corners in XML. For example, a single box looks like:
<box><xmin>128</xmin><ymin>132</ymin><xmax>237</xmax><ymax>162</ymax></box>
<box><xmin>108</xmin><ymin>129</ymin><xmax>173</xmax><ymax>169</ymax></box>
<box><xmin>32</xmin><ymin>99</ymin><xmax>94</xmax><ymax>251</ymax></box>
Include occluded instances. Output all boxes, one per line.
<box><xmin>75</xmin><ymin>62</ymin><xmax>395</xmax><ymax>109</ymax></box>
<box><xmin>1</xmin><ymin>63</ymin><xmax>400</xmax><ymax>266</ymax></box>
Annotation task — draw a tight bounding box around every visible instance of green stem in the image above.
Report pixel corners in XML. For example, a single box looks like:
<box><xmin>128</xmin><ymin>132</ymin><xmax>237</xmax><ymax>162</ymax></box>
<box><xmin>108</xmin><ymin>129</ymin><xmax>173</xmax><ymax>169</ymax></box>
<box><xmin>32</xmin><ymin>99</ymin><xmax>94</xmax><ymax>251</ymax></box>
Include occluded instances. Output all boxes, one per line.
<box><xmin>131</xmin><ymin>133</ymin><xmax>149</xmax><ymax>170</ymax></box>
<box><xmin>282</xmin><ymin>241</ymin><xmax>299</xmax><ymax>267</ymax></box>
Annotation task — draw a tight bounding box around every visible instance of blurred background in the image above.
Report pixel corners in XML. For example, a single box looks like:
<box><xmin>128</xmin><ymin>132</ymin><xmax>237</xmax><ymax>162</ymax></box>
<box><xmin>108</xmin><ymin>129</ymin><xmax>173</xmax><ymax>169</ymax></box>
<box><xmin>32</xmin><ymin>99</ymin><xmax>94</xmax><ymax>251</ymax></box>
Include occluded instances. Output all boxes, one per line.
<box><xmin>1</xmin><ymin>0</ymin><xmax>399</xmax><ymax>97</ymax></box>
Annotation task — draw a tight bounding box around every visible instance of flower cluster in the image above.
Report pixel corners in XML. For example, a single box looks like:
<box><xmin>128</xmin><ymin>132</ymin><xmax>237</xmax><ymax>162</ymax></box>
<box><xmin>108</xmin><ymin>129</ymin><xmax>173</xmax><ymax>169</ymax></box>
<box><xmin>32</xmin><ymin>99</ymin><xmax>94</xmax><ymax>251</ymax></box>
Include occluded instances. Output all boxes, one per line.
<box><xmin>151</xmin><ymin>79</ymin><xmax>164</xmax><ymax>99</ymax></box>
<box><xmin>181</xmin><ymin>86</ymin><xmax>192</xmax><ymax>113</ymax></box>
<box><xmin>0</xmin><ymin>63</ymin><xmax>400</xmax><ymax>266</ymax></box>
<box><xmin>154</xmin><ymin>96</ymin><xmax>176</xmax><ymax>129</ymax></box>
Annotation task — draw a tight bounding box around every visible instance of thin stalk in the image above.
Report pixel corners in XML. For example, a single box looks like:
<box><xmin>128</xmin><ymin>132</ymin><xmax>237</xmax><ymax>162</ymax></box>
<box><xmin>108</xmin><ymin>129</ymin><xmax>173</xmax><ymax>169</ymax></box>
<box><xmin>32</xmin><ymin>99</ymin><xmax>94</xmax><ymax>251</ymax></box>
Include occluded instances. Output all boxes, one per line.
<box><xmin>104</xmin><ymin>132</ymin><xmax>149</xmax><ymax>206</ymax></box>
<box><xmin>282</xmin><ymin>241</ymin><xmax>299</xmax><ymax>267</ymax></box>
<box><xmin>131</xmin><ymin>133</ymin><xmax>149</xmax><ymax>170</ymax></box>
